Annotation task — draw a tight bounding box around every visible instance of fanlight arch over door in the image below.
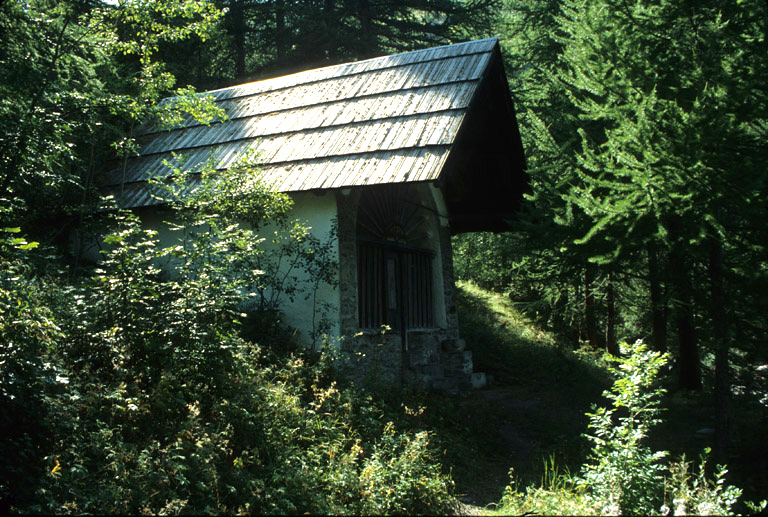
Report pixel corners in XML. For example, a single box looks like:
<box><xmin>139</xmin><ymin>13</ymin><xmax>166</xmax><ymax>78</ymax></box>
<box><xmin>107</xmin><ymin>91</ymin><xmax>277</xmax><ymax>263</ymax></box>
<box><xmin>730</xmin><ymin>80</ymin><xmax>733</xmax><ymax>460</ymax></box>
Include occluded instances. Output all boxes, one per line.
<box><xmin>357</xmin><ymin>185</ymin><xmax>435</xmax><ymax>332</ymax></box>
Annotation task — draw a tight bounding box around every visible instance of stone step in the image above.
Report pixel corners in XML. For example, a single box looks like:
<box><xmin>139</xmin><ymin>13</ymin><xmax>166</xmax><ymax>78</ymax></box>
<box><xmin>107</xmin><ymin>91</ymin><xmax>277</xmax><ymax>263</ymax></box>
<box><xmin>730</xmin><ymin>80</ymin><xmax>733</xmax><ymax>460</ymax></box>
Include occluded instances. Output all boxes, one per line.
<box><xmin>441</xmin><ymin>338</ymin><xmax>466</xmax><ymax>352</ymax></box>
<box><xmin>430</xmin><ymin>376</ymin><xmax>461</xmax><ymax>395</ymax></box>
<box><xmin>471</xmin><ymin>372</ymin><xmax>487</xmax><ymax>389</ymax></box>
<box><xmin>442</xmin><ymin>350</ymin><xmax>473</xmax><ymax>376</ymax></box>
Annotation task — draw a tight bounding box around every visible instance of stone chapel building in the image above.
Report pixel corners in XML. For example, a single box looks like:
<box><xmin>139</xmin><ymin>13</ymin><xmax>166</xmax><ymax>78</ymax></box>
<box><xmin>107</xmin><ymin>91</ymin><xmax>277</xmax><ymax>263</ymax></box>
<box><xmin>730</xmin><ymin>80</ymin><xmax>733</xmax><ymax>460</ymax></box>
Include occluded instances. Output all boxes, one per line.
<box><xmin>101</xmin><ymin>38</ymin><xmax>527</xmax><ymax>390</ymax></box>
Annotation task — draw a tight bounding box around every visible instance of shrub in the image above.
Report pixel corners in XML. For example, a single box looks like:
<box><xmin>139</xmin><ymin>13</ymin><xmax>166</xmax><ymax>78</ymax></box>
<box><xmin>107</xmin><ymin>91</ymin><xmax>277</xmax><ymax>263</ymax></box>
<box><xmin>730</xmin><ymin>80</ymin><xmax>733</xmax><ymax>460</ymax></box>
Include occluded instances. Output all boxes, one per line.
<box><xmin>663</xmin><ymin>450</ymin><xmax>741</xmax><ymax>516</ymax></box>
<box><xmin>501</xmin><ymin>459</ymin><xmax>598</xmax><ymax>516</ymax></box>
<box><xmin>0</xmin><ymin>234</ymin><xmax>63</xmax><ymax>513</ymax></box>
<box><xmin>356</xmin><ymin>423</ymin><xmax>455</xmax><ymax>515</ymax></box>
<box><xmin>3</xmin><ymin>165</ymin><xmax>457</xmax><ymax>514</ymax></box>
<box><xmin>500</xmin><ymin>339</ymin><xmax>746</xmax><ymax>516</ymax></box>
<box><xmin>578</xmin><ymin>340</ymin><xmax>670</xmax><ymax>515</ymax></box>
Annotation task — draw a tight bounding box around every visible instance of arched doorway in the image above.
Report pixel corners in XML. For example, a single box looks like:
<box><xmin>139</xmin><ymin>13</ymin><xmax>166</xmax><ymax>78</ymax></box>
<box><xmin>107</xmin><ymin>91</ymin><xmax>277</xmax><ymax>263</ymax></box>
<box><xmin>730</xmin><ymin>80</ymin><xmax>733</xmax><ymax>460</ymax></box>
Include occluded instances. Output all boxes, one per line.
<box><xmin>356</xmin><ymin>185</ymin><xmax>436</xmax><ymax>336</ymax></box>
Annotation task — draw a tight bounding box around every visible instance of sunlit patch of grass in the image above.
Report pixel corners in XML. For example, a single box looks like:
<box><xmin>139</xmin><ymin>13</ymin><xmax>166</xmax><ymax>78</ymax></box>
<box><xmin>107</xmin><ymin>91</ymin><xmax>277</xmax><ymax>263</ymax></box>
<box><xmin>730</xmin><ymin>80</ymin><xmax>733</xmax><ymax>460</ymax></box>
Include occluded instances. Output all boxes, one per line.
<box><xmin>456</xmin><ymin>280</ymin><xmax>610</xmax><ymax>392</ymax></box>
<box><xmin>450</xmin><ymin>281</ymin><xmax>612</xmax><ymax>504</ymax></box>
<box><xmin>494</xmin><ymin>455</ymin><xmax>597</xmax><ymax>516</ymax></box>
<box><xmin>456</xmin><ymin>280</ymin><xmax>554</xmax><ymax>351</ymax></box>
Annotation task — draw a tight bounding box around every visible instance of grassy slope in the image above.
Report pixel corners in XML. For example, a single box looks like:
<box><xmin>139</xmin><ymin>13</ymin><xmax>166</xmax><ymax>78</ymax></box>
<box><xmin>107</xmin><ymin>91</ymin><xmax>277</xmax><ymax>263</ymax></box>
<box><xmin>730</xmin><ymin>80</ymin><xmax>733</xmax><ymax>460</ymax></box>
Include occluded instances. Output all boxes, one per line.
<box><xmin>447</xmin><ymin>281</ymin><xmax>611</xmax><ymax>506</ymax></box>
<box><xmin>444</xmin><ymin>281</ymin><xmax>768</xmax><ymax>512</ymax></box>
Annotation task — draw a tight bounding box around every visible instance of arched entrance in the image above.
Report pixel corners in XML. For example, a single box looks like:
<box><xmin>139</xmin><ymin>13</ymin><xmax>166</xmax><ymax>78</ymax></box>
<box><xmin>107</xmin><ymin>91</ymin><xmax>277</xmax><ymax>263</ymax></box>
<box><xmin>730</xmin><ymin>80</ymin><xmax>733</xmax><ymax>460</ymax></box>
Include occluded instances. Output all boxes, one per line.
<box><xmin>356</xmin><ymin>185</ymin><xmax>436</xmax><ymax>338</ymax></box>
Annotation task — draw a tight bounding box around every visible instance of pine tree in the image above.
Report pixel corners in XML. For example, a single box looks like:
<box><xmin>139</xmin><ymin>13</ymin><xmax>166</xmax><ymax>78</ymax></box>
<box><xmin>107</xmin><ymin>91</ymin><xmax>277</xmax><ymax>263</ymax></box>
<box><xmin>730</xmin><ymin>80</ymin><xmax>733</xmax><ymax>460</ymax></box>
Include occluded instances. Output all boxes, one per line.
<box><xmin>551</xmin><ymin>0</ymin><xmax>768</xmax><ymax>457</ymax></box>
<box><xmin>163</xmin><ymin>0</ymin><xmax>500</xmax><ymax>88</ymax></box>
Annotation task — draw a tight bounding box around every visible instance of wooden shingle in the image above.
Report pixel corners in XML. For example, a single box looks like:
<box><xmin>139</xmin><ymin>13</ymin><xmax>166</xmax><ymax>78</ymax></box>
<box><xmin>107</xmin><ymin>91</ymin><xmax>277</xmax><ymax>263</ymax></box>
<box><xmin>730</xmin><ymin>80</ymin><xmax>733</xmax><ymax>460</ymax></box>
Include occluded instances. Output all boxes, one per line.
<box><xmin>106</xmin><ymin>38</ymin><xmax>502</xmax><ymax>208</ymax></box>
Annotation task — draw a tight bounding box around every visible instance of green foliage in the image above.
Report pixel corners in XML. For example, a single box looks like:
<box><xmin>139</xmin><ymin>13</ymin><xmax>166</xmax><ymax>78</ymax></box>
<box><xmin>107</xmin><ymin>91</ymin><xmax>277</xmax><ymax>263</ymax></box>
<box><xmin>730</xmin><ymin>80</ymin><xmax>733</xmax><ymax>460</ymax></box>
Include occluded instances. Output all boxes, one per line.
<box><xmin>0</xmin><ymin>237</ymin><xmax>64</xmax><ymax>512</ymax></box>
<box><xmin>148</xmin><ymin>152</ymin><xmax>338</xmax><ymax>348</ymax></box>
<box><xmin>502</xmin><ymin>466</ymin><xmax>596</xmax><ymax>516</ymax></box>
<box><xmin>168</xmin><ymin>150</ymin><xmax>292</xmax><ymax>228</ymax></box>
<box><xmin>554</xmin><ymin>0</ymin><xmax>768</xmax><ymax>277</ymax></box>
<box><xmin>579</xmin><ymin>340</ymin><xmax>670</xmax><ymax>514</ymax></box>
<box><xmin>499</xmin><ymin>339</ymin><xmax>747</xmax><ymax>516</ymax></box>
<box><xmin>356</xmin><ymin>423</ymin><xmax>455</xmax><ymax>514</ymax></box>
<box><xmin>0</xmin><ymin>0</ymin><xmax>223</xmax><ymax>239</ymax></box>
<box><xmin>1</xmin><ymin>159</ymin><xmax>455</xmax><ymax>514</ymax></box>
<box><xmin>664</xmin><ymin>451</ymin><xmax>742</xmax><ymax>516</ymax></box>
<box><xmin>163</xmin><ymin>0</ymin><xmax>501</xmax><ymax>87</ymax></box>
<box><xmin>478</xmin><ymin>0</ymin><xmax>768</xmax><ymax>392</ymax></box>
<box><xmin>452</xmin><ymin>233</ymin><xmax>519</xmax><ymax>292</ymax></box>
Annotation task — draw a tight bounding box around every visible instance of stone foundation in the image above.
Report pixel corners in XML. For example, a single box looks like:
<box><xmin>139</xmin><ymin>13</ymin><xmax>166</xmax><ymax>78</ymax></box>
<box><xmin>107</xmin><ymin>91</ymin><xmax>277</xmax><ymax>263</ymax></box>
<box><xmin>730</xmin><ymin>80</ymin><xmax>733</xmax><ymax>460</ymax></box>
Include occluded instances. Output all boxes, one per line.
<box><xmin>339</xmin><ymin>330</ymin><xmax>481</xmax><ymax>392</ymax></box>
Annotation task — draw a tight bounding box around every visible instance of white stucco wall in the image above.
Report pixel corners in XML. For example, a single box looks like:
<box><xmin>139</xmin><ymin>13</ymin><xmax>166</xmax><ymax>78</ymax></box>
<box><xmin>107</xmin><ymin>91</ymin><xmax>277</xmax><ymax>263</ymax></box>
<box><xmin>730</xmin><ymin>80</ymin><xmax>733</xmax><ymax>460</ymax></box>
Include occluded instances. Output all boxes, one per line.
<box><xmin>427</xmin><ymin>184</ymin><xmax>450</xmax><ymax>329</ymax></box>
<box><xmin>257</xmin><ymin>191</ymin><xmax>340</xmax><ymax>346</ymax></box>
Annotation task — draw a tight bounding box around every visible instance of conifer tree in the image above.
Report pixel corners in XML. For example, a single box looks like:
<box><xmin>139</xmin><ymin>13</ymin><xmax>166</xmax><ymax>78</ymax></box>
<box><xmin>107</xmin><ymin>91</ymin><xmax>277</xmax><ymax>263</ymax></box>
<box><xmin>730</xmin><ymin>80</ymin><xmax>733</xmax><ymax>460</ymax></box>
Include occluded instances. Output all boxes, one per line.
<box><xmin>551</xmin><ymin>0</ymin><xmax>768</xmax><ymax>456</ymax></box>
<box><xmin>164</xmin><ymin>0</ymin><xmax>500</xmax><ymax>87</ymax></box>
<box><xmin>470</xmin><ymin>0</ymin><xmax>614</xmax><ymax>346</ymax></box>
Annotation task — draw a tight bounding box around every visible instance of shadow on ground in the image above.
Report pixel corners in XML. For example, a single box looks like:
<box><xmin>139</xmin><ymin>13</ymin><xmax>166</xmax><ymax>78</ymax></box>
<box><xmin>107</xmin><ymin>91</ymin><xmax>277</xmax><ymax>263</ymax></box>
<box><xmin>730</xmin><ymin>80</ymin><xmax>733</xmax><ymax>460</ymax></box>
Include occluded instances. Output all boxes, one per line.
<box><xmin>433</xmin><ymin>282</ymin><xmax>768</xmax><ymax>509</ymax></box>
<box><xmin>424</xmin><ymin>283</ymin><xmax>610</xmax><ymax>506</ymax></box>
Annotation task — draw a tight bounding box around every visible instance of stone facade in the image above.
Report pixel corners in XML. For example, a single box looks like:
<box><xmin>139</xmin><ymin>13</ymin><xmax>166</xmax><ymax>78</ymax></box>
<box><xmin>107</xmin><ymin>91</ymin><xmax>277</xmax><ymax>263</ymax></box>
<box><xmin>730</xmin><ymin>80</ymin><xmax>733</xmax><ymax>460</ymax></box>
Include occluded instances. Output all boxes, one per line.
<box><xmin>336</xmin><ymin>189</ymin><xmax>360</xmax><ymax>339</ymax></box>
<box><xmin>333</xmin><ymin>184</ymin><xmax>480</xmax><ymax>392</ymax></box>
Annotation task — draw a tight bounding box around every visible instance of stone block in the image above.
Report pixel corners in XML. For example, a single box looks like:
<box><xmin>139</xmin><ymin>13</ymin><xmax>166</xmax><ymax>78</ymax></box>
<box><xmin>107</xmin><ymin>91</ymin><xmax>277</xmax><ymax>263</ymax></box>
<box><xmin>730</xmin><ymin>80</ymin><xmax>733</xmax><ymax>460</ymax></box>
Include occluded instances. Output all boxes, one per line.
<box><xmin>441</xmin><ymin>338</ymin><xmax>466</xmax><ymax>352</ymax></box>
<box><xmin>431</xmin><ymin>377</ymin><xmax>460</xmax><ymax>395</ymax></box>
<box><xmin>442</xmin><ymin>350</ymin><xmax>473</xmax><ymax>375</ymax></box>
<box><xmin>471</xmin><ymin>372</ymin><xmax>487</xmax><ymax>389</ymax></box>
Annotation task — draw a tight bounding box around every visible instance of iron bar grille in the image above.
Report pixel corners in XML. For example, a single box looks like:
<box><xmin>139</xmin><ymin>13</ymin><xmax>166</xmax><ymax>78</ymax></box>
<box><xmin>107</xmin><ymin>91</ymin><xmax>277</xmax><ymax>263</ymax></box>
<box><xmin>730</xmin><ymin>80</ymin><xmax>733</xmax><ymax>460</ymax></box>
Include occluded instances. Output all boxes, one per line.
<box><xmin>357</xmin><ymin>242</ymin><xmax>434</xmax><ymax>331</ymax></box>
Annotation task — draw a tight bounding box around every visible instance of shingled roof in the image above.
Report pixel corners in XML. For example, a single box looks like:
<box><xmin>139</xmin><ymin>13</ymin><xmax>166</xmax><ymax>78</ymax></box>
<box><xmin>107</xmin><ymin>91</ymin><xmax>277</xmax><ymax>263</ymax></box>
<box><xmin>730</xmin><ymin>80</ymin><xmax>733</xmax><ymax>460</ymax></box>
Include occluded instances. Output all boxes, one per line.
<box><xmin>106</xmin><ymin>38</ymin><xmax>526</xmax><ymax>231</ymax></box>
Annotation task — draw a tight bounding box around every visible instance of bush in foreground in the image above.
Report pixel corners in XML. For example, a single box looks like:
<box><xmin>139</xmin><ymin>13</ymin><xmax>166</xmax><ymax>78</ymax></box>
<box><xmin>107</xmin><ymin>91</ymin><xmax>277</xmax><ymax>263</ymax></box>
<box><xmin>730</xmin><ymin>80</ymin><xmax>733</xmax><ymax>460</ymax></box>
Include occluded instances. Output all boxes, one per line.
<box><xmin>501</xmin><ymin>340</ymin><xmax>748</xmax><ymax>516</ymax></box>
<box><xmin>1</xmin><ymin>166</ymin><xmax>457</xmax><ymax>514</ymax></box>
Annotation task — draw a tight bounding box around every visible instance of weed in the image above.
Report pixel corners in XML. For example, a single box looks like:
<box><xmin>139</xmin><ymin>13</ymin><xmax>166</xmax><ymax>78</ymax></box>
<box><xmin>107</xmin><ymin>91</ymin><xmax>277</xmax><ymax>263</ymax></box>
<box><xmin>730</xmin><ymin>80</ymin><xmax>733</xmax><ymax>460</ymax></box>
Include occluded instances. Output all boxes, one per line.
<box><xmin>663</xmin><ymin>450</ymin><xmax>742</xmax><ymax>516</ymax></box>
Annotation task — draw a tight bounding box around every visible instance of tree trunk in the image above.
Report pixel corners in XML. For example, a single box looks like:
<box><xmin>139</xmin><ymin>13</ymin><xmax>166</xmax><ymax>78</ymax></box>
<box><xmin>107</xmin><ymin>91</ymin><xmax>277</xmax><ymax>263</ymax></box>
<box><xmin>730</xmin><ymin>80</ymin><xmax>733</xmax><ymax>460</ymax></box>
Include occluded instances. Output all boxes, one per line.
<box><xmin>275</xmin><ymin>2</ymin><xmax>286</xmax><ymax>60</ymax></box>
<box><xmin>356</xmin><ymin>0</ymin><xmax>376</xmax><ymax>57</ymax></box>
<box><xmin>229</xmin><ymin>0</ymin><xmax>247</xmax><ymax>80</ymax></box>
<box><xmin>647</xmin><ymin>242</ymin><xmax>667</xmax><ymax>352</ymax></box>
<box><xmin>584</xmin><ymin>265</ymin><xmax>599</xmax><ymax>349</ymax></box>
<box><xmin>709</xmin><ymin>233</ymin><xmax>730</xmax><ymax>462</ymax></box>
<box><xmin>605</xmin><ymin>273</ymin><xmax>619</xmax><ymax>355</ymax></box>
<box><xmin>669</xmin><ymin>243</ymin><xmax>702</xmax><ymax>390</ymax></box>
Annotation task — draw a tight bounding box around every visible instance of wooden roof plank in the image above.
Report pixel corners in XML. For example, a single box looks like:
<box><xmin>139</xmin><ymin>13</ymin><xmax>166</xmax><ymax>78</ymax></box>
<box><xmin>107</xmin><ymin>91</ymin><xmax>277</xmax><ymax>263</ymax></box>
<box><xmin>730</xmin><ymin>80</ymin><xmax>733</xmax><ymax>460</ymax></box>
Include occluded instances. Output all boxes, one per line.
<box><xmin>107</xmin><ymin>39</ymin><xmax>502</xmax><ymax>205</ymax></box>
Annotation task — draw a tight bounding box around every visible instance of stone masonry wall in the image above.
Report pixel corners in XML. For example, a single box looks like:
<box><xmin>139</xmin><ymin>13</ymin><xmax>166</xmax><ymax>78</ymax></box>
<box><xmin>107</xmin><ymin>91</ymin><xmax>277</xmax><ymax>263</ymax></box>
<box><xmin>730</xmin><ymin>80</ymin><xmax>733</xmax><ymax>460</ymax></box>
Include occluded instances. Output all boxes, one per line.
<box><xmin>334</xmin><ymin>185</ymin><xmax>471</xmax><ymax>391</ymax></box>
<box><xmin>335</xmin><ymin>189</ymin><xmax>360</xmax><ymax>338</ymax></box>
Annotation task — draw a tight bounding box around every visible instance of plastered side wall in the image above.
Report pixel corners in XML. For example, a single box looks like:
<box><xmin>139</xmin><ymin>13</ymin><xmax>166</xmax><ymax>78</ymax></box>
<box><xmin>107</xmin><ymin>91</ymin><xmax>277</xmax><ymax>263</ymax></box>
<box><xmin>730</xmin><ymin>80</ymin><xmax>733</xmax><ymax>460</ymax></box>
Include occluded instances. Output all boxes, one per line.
<box><xmin>261</xmin><ymin>191</ymin><xmax>341</xmax><ymax>346</ymax></box>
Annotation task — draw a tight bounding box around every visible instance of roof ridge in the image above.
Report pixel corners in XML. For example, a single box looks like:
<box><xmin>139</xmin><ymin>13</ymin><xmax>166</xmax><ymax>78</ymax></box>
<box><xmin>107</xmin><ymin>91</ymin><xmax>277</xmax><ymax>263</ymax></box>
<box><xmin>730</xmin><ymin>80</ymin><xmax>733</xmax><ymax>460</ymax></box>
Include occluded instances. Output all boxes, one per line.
<box><xmin>204</xmin><ymin>37</ymin><xmax>497</xmax><ymax>97</ymax></box>
<box><xmin>139</xmin><ymin>45</ymin><xmax>494</xmax><ymax>136</ymax></box>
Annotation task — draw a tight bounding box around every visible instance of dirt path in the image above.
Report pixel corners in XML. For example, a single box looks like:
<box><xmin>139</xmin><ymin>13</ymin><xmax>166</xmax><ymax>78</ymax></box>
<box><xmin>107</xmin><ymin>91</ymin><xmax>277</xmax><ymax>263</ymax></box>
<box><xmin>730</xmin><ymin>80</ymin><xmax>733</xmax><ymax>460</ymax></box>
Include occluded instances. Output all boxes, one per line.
<box><xmin>449</xmin><ymin>385</ymin><xmax>544</xmax><ymax>510</ymax></box>
<box><xmin>443</xmin><ymin>369</ymin><xmax>598</xmax><ymax>513</ymax></box>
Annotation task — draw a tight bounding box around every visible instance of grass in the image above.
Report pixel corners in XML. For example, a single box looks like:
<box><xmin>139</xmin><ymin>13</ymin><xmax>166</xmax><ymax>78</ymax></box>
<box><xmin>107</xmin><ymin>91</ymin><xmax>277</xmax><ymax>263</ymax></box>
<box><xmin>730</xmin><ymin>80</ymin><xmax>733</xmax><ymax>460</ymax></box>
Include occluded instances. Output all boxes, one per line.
<box><xmin>444</xmin><ymin>281</ymin><xmax>611</xmax><ymax>506</ymax></box>
<box><xmin>455</xmin><ymin>280</ymin><xmax>609</xmax><ymax>386</ymax></box>
<box><xmin>435</xmin><ymin>280</ymin><xmax>768</xmax><ymax>514</ymax></box>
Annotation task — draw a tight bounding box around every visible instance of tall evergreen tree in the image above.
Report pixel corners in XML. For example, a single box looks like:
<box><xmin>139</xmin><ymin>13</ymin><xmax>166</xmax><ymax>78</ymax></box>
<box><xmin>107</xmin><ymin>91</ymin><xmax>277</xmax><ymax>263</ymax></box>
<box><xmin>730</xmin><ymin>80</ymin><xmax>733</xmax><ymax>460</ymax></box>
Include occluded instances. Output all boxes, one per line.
<box><xmin>472</xmin><ymin>2</ymin><xmax>768</xmax><ymax>447</ymax></box>
<box><xmin>458</xmin><ymin>0</ymin><xmax>613</xmax><ymax>346</ymax></box>
<box><xmin>161</xmin><ymin>0</ymin><xmax>500</xmax><ymax>88</ymax></box>
<box><xmin>548</xmin><ymin>0</ymin><xmax>768</xmax><ymax>459</ymax></box>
